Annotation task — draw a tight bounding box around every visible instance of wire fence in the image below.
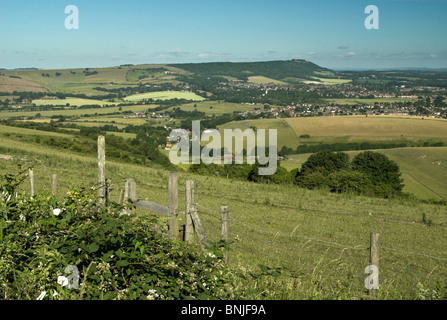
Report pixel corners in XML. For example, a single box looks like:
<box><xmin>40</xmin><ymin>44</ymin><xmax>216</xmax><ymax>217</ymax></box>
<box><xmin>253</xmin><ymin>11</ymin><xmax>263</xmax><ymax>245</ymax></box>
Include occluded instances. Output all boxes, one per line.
<box><xmin>194</xmin><ymin>201</ymin><xmax>447</xmax><ymax>276</ymax></box>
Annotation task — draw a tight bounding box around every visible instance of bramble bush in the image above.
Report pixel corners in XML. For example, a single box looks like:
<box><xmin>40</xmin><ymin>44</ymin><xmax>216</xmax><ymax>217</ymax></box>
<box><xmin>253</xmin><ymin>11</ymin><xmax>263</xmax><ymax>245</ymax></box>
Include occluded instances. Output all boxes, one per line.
<box><xmin>0</xmin><ymin>169</ymin><xmax>242</xmax><ymax>300</ymax></box>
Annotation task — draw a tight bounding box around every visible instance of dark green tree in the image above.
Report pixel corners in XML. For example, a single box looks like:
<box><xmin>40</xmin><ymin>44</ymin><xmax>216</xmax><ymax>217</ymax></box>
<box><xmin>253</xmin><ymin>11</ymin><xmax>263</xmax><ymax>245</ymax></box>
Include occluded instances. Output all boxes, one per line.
<box><xmin>351</xmin><ymin>151</ymin><xmax>404</xmax><ymax>195</ymax></box>
<box><xmin>298</xmin><ymin>150</ymin><xmax>350</xmax><ymax>177</ymax></box>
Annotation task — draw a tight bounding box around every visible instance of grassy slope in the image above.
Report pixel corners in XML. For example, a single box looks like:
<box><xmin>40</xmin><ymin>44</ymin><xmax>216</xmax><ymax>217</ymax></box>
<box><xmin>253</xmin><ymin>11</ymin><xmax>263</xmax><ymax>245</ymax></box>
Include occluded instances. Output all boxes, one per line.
<box><xmin>0</xmin><ymin>104</ymin><xmax>154</xmax><ymax>120</ymax></box>
<box><xmin>218</xmin><ymin>118</ymin><xmax>300</xmax><ymax>149</ymax></box>
<box><xmin>0</xmin><ymin>133</ymin><xmax>446</xmax><ymax>299</ymax></box>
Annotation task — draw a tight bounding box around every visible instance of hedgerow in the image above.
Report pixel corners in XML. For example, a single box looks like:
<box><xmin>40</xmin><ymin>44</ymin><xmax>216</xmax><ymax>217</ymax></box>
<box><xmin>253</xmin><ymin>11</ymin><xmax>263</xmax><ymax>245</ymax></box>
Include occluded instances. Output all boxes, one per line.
<box><xmin>0</xmin><ymin>169</ymin><xmax>242</xmax><ymax>300</ymax></box>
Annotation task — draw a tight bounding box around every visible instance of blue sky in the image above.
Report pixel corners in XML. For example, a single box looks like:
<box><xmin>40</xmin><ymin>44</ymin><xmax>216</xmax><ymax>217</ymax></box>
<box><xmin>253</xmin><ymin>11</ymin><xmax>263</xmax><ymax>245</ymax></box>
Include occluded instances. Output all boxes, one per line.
<box><xmin>1</xmin><ymin>0</ymin><xmax>447</xmax><ymax>70</ymax></box>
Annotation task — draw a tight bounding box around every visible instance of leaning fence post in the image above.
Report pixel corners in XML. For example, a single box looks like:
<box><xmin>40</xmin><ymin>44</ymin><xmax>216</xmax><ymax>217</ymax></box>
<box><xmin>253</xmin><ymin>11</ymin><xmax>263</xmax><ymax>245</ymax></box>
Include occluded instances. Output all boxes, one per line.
<box><xmin>106</xmin><ymin>178</ymin><xmax>112</xmax><ymax>202</ymax></box>
<box><xmin>124</xmin><ymin>179</ymin><xmax>137</xmax><ymax>202</ymax></box>
<box><xmin>52</xmin><ymin>174</ymin><xmax>57</xmax><ymax>197</ymax></box>
<box><xmin>169</xmin><ymin>172</ymin><xmax>179</xmax><ymax>241</ymax></box>
<box><xmin>98</xmin><ymin>136</ymin><xmax>106</xmax><ymax>206</ymax></box>
<box><xmin>185</xmin><ymin>180</ymin><xmax>195</xmax><ymax>244</ymax></box>
<box><xmin>29</xmin><ymin>169</ymin><xmax>35</xmax><ymax>198</ymax></box>
<box><xmin>121</xmin><ymin>179</ymin><xmax>136</xmax><ymax>215</ymax></box>
<box><xmin>190</xmin><ymin>205</ymin><xmax>207</xmax><ymax>245</ymax></box>
<box><xmin>221</xmin><ymin>206</ymin><xmax>230</xmax><ymax>264</ymax></box>
<box><xmin>369</xmin><ymin>232</ymin><xmax>380</xmax><ymax>298</ymax></box>
<box><xmin>119</xmin><ymin>189</ymin><xmax>125</xmax><ymax>205</ymax></box>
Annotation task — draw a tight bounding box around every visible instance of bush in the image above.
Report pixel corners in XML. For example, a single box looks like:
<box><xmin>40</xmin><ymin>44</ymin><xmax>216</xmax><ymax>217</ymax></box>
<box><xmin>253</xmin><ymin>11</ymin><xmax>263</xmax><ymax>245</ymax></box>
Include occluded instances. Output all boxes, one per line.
<box><xmin>298</xmin><ymin>150</ymin><xmax>350</xmax><ymax>176</ymax></box>
<box><xmin>326</xmin><ymin>170</ymin><xmax>372</xmax><ymax>194</ymax></box>
<box><xmin>351</xmin><ymin>151</ymin><xmax>404</xmax><ymax>194</ymax></box>
<box><xmin>0</xmin><ymin>170</ymin><xmax>240</xmax><ymax>300</ymax></box>
<box><xmin>248</xmin><ymin>165</ymin><xmax>294</xmax><ymax>184</ymax></box>
<box><xmin>295</xmin><ymin>169</ymin><xmax>328</xmax><ymax>190</ymax></box>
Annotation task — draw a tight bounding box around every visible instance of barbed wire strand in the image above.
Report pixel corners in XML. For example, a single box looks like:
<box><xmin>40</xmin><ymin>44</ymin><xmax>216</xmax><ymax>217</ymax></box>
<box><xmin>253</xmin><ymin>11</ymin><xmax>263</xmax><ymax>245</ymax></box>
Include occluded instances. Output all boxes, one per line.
<box><xmin>194</xmin><ymin>201</ymin><xmax>369</xmax><ymax>251</ymax></box>
<box><xmin>194</xmin><ymin>201</ymin><xmax>447</xmax><ymax>263</ymax></box>
<box><xmin>382</xmin><ymin>246</ymin><xmax>447</xmax><ymax>262</ymax></box>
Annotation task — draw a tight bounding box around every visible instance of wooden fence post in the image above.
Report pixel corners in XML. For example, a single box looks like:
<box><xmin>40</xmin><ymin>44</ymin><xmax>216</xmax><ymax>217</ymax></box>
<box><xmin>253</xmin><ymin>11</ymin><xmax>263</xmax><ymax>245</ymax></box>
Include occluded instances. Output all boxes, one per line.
<box><xmin>106</xmin><ymin>178</ymin><xmax>112</xmax><ymax>202</ymax></box>
<box><xmin>169</xmin><ymin>172</ymin><xmax>179</xmax><ymax>241</ymax></box>
<box><xmin>119</xmin><ymin>189</ymin><xmax>124</xmax><ymax>205</ymax></box>
<box><xmin>29</xmin><ymin>169</ymin><xmax>35</xmax><ymax>198</ymax></box>
<box><xmin>124</xmin><ymin>179</ymin><xmax>137</xmax><ymax>202</ymax></box>
<box><xmin>221</xmin><ymin>206</ymin><xmax>230</xmax><ymax>264</ymax></box>
<box><xmin>98</xmin><ymin>136</ymin><xmax>106</xmax><ymax>206</ymax></box>
<box><xmin>369</xmin><ymin>232</ymin><xmax>380</xmax><ymax>298</ymax></box>
<box><xmin>121</xmin><ymin>179</ymin><xmax>136</xmax><ymax>215</ymax></box>
<box><xmin>52</xmin><ymin>174</ymin><xmax>57</xmax><ymax>197</ymax></box>
<box><xmin>184</xmin><ymin>180</ymin><xmax>207</xmax><ymax>245</ymax></box>
<box><xmin>190</xmin><ymin>207</ymin><xmax>207</xmax><ymax>245</ymax></box>
<box><xmin>185</xmin><ymin>180</ymin><xmax>195</xmax><ymax>244</ymax></box>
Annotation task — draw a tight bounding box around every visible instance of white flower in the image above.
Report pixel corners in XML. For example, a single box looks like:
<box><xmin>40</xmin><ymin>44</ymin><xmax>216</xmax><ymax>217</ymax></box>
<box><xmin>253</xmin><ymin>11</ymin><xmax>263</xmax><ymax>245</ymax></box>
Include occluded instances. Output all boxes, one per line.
<box><xmin>37</xmin><ymin>291</ymin><xmax>47</xmax><ymax>300</ymax></box>
<box><xmin>53</xmin><ymin>208</ymin><xmax>61</xmax><ymax>216</ymax></box>
<box><xmin>146</xmin><ymin>289</ymin><xmax>159</xmax><ymax>300</ymax></box>
<box><xmin>57</xmin><ymin>276</ymin><xmax>68</xmax><ymax>287</ymax></box>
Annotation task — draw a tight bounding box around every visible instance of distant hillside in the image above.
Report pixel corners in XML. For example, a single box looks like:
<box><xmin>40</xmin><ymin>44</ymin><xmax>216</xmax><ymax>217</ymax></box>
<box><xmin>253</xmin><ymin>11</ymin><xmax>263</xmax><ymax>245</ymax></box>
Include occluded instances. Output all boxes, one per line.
<box><xmin>170</xmin><ymin>59</ymin><xmax>336</xmax><ymax>83</ymax></box>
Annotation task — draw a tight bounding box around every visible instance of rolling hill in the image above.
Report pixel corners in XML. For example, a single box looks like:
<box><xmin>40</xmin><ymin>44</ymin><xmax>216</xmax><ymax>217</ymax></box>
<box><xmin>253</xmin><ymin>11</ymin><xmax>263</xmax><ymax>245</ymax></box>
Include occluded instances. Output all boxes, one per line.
<box><xmin>170</xmin><ymin>59</ymin><xmax>338</xmax><ymax>83</ymax></box>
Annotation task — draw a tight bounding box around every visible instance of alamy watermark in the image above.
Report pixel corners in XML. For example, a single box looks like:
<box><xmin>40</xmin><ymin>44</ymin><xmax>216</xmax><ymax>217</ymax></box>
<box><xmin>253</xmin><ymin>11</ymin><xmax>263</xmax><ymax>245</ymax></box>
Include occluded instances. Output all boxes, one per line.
<box><xmin>168</xmin><ymin>121</ymin><xmax>278</xmax><ymax>175</ymax></box>
<box><xmin>64</xmin><ymin>5</ymin><xmax>377</xmax><ymax>31</ymax></box>
<box><xmin>365</xmin><ymin>5</ymin><xmax>379</xmax><ymax>30</ymax></box>
<box><xmin>65</xmin><ymin>5</ymin><xmax>79</xmax><ymax>30</ymax></box>
<box><xmin>58</xmin><ymin>265</ymin><xmax>80</xmax><ymax>290</ymax></box>
<box><xmin>364</xmin><ymin>264</ymin><xmax>379</xmax><ymax>290</ymax></box>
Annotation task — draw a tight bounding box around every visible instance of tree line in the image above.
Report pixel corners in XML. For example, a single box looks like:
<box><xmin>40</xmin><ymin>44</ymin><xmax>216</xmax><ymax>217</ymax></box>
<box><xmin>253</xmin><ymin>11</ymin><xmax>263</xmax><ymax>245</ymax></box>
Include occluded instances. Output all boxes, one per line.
<box><xmin>189</xmin><ymin>150</ymin><xmax>405</xmax><ymax>199</ymax></box>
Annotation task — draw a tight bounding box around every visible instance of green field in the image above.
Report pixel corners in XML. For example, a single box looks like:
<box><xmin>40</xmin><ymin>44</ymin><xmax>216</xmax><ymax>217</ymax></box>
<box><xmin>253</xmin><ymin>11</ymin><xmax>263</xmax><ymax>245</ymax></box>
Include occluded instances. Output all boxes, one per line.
<box><xmin>32</xmin><ymin>97</ymin><xmax>118</xmax><ymax>107</ymax></box>
<box><xmin>247</xmin><ymin>76</ymin><xmax>288</xmax><ymax>85</ymax></box>
<box><xmin>1</xmin><ymin>131</ymin><xmax>446</xmax><ymax>300</ymax></box>
<box><xmin>169</xmin><ymin>101</ymin><xmax>261</xmax><ymax>116</ymax></box>
<box><xmin>312</xmin><ymin>77</ymin><xmax>352</xmax><ymax>85</ymax></box>
<box><xmin>0</xmin><ymin>104</ymin><xmax>155</xmax><ymax>120</ymax></box>
<box><xmin>124</xmin><ymin>91</ymin><xmax>206</xmax><ymax>102</ymax></box>
<box><xmin>218</xmin><ymin>118</ymin><xmax>300</xmax><ymax>149</ymax></box>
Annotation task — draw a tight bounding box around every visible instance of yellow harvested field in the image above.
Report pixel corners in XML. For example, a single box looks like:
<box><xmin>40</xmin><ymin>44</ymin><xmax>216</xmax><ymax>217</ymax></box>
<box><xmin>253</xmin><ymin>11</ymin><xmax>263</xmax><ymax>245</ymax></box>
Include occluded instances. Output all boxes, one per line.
<box><xmin>286</xmin><ymin>116</ymin><xmax>447</xmax><ymax>140</ymax></box>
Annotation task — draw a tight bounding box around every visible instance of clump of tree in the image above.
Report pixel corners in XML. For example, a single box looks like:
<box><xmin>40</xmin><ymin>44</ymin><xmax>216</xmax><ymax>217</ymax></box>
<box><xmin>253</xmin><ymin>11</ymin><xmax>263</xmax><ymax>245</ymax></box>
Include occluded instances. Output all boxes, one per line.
<box><xmin>295</xmin><ymin>150</ymin><xmax>404</xmax><ymax>197</ymax></box>
<box><xmin>188</xmin><ymin>149</ymin><xmax>404</xmax><ymax>198</ymax></box>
